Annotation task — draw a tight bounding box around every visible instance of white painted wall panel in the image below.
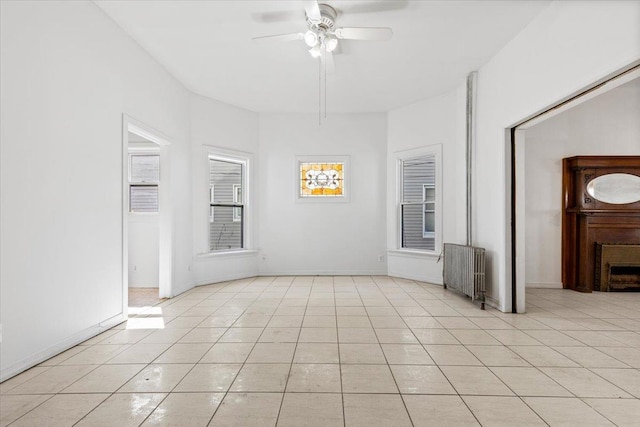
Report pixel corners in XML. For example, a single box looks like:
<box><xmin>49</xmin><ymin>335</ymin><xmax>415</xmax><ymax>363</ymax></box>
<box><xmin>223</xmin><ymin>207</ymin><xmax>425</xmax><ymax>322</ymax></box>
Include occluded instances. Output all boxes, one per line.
<box><xmin>0</xmin><ymin>1</ymin><xmax>192</xmax><ymax>380</ymax></box>
<box><xmin>128</xmin><ymin>216</ymin><xmax>160</xmax><ymax>288</ymax></box>
<box><xmin>387</xmin><ymin>88</ymin><xmax>467</xmax><ymax>283</ymax></box>
<box><xmin>190</xmin><ymin>94</ymin><xmax>260</xmax><ymax>285</ymax></box>
<box><xmin>473</xmin><ymin>0</ymin><xmax>640</xmax><ymax>310</ymax></box>
<box><xmin>257</xmin><ymin>114</ymin><xmax>387</xmax><ymax>276</ymax></box>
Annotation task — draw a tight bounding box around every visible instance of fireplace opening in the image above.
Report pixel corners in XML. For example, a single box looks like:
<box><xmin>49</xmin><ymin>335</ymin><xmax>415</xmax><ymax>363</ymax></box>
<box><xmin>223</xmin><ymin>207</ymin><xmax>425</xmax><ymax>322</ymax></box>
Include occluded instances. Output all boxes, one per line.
<box><xmin>609</xmin><ymin>265</ymin><xmax>640</xmax><ymax>288</ymax></box>
<box><xmin>595</xmin><ymin>243</ymin><xmax>640</xmax><ymax>291</ymax></box>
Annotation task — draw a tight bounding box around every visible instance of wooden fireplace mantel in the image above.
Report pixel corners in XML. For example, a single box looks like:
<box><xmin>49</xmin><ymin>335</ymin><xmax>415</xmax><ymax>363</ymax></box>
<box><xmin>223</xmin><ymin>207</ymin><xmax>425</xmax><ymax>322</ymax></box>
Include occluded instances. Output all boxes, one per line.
<box><xmin>562</xmin><ymin>156</ymin><xmax>640</xmax><ymax>292</ymax></box>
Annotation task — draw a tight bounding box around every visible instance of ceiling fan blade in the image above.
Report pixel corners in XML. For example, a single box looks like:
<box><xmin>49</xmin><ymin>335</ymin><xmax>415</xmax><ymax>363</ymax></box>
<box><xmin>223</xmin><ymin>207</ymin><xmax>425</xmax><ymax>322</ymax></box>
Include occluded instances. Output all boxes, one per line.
<box><xmin>251</xmin><ymin>11</ymin><xmax>302</xmax><ymax>23</ymax></box>
<box><xmin>338</xmin><ymin>0</ymin><xmax>409</xmax><ymax>14</ymax></box>
<box><xmin>252</xmin><ymin>33</ymin><xmax>304</xmax><ymax>43</ymax></box>
<box><xmin>321</xmin><ymin>50</ymin><xmax>335</xmax><ymax>74</ymax></box>
<box><xmin>304</xmin><ymin>0</ymin><xmax>321</xmax><ymax>21</ymax></box>
<box><xmin>335</xmin><ymin>27</ymin><xmax>393</xmax><ymax>41</ymax></box>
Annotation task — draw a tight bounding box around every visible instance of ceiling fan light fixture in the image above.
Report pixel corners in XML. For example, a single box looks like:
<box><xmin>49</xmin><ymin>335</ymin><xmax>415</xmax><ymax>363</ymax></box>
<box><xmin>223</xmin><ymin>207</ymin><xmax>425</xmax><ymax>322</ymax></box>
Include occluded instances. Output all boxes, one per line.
<box><xmin>325</xmin><ymin>35</ymin><xmax>338</xmax><ymax>52</ymax></box>
<box><xmin>308</xmin><ymin>45</ymin><xmax>322</xmax><ymax>58</ymax></box>
<box><xmin>304</xmin><ymin>30</ymin><xmax>318</xmax><ymax>47</ymax></box>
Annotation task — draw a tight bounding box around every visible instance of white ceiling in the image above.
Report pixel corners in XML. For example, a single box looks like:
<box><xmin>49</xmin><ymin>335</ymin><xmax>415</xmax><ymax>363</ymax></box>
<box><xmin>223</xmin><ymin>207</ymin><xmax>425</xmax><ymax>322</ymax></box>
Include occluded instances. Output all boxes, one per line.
<box><xmin>96</xmin><ymin>0</ymin><xmax>551</xmax><ymax>113</ymax></box>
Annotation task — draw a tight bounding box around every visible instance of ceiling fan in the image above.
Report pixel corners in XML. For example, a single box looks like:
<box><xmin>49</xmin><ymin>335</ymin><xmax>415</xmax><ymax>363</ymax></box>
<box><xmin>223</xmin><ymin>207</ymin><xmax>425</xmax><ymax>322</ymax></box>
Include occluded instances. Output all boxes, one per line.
<box><xmin>253</xmin><ymin>0</ymin><xmax>393</xmax><ymax>73</ymax></box>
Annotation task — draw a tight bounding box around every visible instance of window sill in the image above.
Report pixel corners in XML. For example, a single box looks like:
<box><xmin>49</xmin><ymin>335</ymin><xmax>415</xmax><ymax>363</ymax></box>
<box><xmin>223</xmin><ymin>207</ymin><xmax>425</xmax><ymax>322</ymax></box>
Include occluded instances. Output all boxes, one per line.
<box><xmin>196</xmin><ymin>249</ymin><xmax>258</xmax><ymax>259</ymax></box>
<box><xmin>387</xmin><ymin>249</ymin><xmax>441</xmax><ymax>260</ymax></box>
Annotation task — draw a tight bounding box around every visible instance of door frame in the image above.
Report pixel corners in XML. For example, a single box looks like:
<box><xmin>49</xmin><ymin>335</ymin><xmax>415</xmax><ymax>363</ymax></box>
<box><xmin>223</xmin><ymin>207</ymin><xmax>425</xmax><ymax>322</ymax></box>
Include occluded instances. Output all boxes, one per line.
<box><xmin>507</xmin><ymin>63</ymin><xmax>640</xmax><ymax>313</ymax></box>
<box><xmin>122</xmin><ymin>114</ymin><xmax>172</xmax><ymax>316</ymax></box>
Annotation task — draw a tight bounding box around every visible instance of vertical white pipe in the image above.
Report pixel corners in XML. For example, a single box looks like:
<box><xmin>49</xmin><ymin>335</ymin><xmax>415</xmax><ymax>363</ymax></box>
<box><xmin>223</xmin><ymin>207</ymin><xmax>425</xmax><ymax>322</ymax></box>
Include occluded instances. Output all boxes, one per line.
<box><xmin>466</xmin><ymin>71</ymin><xmax>477</xmax><ymax>246</ymax></box>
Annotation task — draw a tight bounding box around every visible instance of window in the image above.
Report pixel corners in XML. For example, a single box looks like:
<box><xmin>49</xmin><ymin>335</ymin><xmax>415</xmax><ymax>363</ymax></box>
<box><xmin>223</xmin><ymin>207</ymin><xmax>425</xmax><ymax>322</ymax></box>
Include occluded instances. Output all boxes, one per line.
<box><xmin>233</xmin><ymin>184</ymin><xmax>242</xmax><ymax>222</ymax></box>
<box><xmin>209</xmin><ymin>157</ymin><xmax>244</xmax><ymax>251</ymax></box>
<box><xmin>299</xmin><ymin>162</ymin><xmax>345</xmax><ymax>197</ymax></box>
<box><xmin>295</xmin><ymin>156</ymin><xmax>350</xmax><ymax>203</ymax></box>
<box><xmin>399</xmin><ymin>150</ymin><xmax>440</xmax><ymax>251</ymax></box>
<box><xmin>129</xmin><ymin>154</ymin><xmax>159</xmax><ymax>213</ymax></box>
<box><xmin>423</xmin><ymin>184</ymin><xmax>435</xmax><ymax>238</ymax></box>
<box><xmin>209</xmin><ymin>186</ymin><xmax>215</xmax><ymax>222</ymax></box>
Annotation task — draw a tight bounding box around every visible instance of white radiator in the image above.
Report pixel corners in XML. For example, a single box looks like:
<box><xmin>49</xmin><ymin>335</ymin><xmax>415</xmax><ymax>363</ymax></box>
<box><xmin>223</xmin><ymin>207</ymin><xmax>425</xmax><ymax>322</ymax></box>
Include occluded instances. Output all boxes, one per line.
<box><xmin>443</xmin><ymin>243</ymin><xmax>486</xmax><ymax>309</ymax></box>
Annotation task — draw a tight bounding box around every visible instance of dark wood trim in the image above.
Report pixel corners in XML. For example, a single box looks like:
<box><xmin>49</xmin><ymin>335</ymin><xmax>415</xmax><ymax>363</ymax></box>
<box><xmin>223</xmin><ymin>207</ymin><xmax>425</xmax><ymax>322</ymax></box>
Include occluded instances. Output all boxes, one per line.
<box><xmin>564</xmin><ymin>155</ymin><xmax>640</xmax><ymax>169</ymax></box>
<box><xmin>562</xmin><ymin>156</ymin><xmax>640</xmax><ymax>292</ymax></box>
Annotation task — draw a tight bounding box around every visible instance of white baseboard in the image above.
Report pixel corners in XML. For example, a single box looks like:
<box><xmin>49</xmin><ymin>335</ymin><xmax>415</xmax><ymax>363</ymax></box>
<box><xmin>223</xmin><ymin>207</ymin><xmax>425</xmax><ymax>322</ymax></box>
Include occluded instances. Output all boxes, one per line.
<box><xmin>526</xmin><ymin>282</ymin><xmax>563</xmax><ymax>289</ymax></box>
<box><xmin>484</xmin><ymin>295</ymin><xmax>501</xmax><ymax>310</ymax></box>
<box><xmin>195</xmin><ymin>271</ymin><xmax>258</xmax><ymax>287</ymax></box>
<box><xmin>0</xmin><ymin>313</ymin><xmax>126</xmax><ymax>383</ymax></box>
<box><xmin>128</xmin><ymin>283</ymin><xmax>159</xmax><ymax>289</ymax></box>
<box><xmin>257</xmin><ymin>269</ymin><xmax>389</xmax><ymax>276</ymax></box>
<box><xmin>171</xmin><ymin>280</ymin><xmax>197</xmax><ymax>297</ymax></box>
<box><xmin>388</xmin><ymin>270</ymin><xmax>443</xmax><ymax>285</ymax></box>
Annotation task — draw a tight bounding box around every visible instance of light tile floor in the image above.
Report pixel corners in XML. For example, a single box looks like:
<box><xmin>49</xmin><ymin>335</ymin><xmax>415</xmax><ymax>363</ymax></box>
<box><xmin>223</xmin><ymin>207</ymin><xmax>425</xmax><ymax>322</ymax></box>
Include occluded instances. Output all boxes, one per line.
<box><xmin>1</xmin><ymin>277</ymin><xmax>640</xmax><ymax>426</ymax></box>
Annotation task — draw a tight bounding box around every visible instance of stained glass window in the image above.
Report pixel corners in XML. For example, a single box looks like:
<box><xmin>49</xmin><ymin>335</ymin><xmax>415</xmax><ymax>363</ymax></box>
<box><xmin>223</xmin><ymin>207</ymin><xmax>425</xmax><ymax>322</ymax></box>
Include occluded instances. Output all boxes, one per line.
<box><xmin>300</xmin><ymin>162</ymin><xmax>344</xmax><ymax>197</ymax></box>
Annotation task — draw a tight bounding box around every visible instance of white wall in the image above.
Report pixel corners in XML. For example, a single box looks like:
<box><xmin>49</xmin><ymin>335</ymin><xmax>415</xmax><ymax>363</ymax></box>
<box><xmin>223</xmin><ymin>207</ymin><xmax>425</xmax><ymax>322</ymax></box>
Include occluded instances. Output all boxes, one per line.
<box><xmin>128</xmin><ymin>215</ymin><xmax>159</xmax><ymax>288</ymax></box>
<box><xmin>190</xmin><ymin>94</ymin><xmax>260</xmax><ymax>285</ymax></box>
<box><xmin>524</xmin><ymin>79</ymin><xmax>640</xmax><ymax>288</ymax></box>
<box><xmin>386</xmin><ymin>88</ymin><xmax>467</xmax><ymax>283</ymax></box>
<box><xmin>0</xmin><ymin>1</ymin><xmax>193</xmax><ymax>380</ymax></box>
<box><xmin>473</xmin><ymin>0</ymin><xmax>640</xmax><ymax>311</ymax></box>
<box><xmin>258</xmin><ymin>114</ymin><xmax>387</xmax><ymax>275</ymax></box>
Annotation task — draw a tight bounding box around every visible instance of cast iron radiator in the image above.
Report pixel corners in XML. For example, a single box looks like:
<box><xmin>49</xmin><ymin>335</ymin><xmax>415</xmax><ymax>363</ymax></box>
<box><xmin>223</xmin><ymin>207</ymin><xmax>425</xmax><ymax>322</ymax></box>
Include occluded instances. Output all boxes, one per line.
<box><xmin>442</xmin><ymin>243</ymin><xmax>486</xmax><ymax>309</ymax></box>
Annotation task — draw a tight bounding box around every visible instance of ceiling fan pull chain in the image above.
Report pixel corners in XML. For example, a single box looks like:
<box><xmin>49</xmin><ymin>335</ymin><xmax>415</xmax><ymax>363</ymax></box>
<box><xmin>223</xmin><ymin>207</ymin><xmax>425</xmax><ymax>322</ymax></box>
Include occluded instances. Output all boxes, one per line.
<box><xmin>324</xmin><ymin>47</ymin><xmax>327</xmax><ymax>119</ymax></box>
<box><xmin>318</xmin><ymin>55</ymin><xmax>322</xmax><ymax>125</ymax></box>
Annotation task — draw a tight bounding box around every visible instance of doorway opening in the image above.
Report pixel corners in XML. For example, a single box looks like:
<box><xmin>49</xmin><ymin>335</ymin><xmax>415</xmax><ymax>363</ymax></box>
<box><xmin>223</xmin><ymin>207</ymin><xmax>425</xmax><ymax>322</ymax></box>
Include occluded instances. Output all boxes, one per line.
<box><xmin>508</xmin><ymin>64</ymin><xmax>640</xmax><ymax>313</ymax></box>
<box><xmin>122</xmin><ymin>115</ymin><xmax>172</xmax><ymax>316</ymax></box>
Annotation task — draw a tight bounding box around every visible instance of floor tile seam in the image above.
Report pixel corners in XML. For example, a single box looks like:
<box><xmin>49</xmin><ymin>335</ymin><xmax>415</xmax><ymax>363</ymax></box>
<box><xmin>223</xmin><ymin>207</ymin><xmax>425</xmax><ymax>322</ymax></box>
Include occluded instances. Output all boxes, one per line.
<box><xmin>122</xmin><ymin>390</ymin><xmax>640</xmax><ymax>398</ymax></box>
<box><xmin>364</xmin><ymin>280</ymin><xmax>426</xmax><ymax>350</ymax></box>
<box><xmin>582</xmin><ymin>366</ymin><xmax>639</xmax><ymax>397</ymax></box>
<box><xmin>240</xmin><ymin>277</ymin><xmax>296</xmax><ymax>427</ymax></box>
<box><xmin>66</xmin><ymin>390</ymin><xmax>113</xmax><ymax>427</ymax></box>
<box><xmin>518</xmin><ymin>328</ymin><xmax>579</xmax><ymax>347</ymax></box>
<box><xmin>602</xmin><ymin>331</ymin><xmax>640</xmax><ymax>347</ymax></box>
<box><xmin>2</xmin><ymin>393</ymin><xmax>59</xmax><ymax>427</ymax></box>
<box><xmin>331</xmin><ymin>277</ymin><xmax>348</xmax><ymax>427</ymax></box>
<box><xmin>577</xmin><ymin>395</ymin><xmax>639</xmax><ymax>426</ymax></box>
<box><xmin>146</xmin><ymin>277</ymin><xmax>275</xmax><ymax>426</ymax></box>
<box><xmin>456</xmin><ymin>391</ymin><xmax>486</xmax><ymax>426</ymax></box>
<box><xmin>513</xmin><ymin>365</ymin><xmax>577</xmax><ymax>398</ymax></box>
<box><xmin>374</xmin><ymin>311</ymin><xmax>415</xmax><ymax>427</ymax></box>
<box><xmin>547</xmin><ymin>346</ymin><xmax>635</xmax><ymax>369</ymax></box>
<box><xmin>503</xmin><ymin>394</ymin><xmax>552</xmax><ymax>427</ymax></box>
<box><xmin>0</xmin><ymin>366</ymin><xmax>55</xmax><ymax>393</ymax></box>
<box><xmin>25</xmin><ymin>362</ymin><xmax>106</xmax><ymax>398</ymax></box>
<box><xmin>108</xmin><ymin>346</ymin><xmax>202</xmax><ymax>425</ymax></box>
<box><xmin>385</xmin><ymin>279</ymin><xmax>477</xmax><ymax>423</ymax></box>
<box><xmin>439</xmin><ymin>357</ymin><xmax>526</xmax><ymax>402</ymax></box>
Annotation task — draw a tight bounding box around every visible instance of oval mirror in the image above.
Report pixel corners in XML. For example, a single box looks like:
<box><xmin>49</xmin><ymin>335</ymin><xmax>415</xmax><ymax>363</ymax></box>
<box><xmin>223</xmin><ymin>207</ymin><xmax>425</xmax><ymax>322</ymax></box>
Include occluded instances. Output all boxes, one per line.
<box><xmin>586</xmin><ymin>173</ymin><xmax>640</xmax><ymax>205</ymax></box>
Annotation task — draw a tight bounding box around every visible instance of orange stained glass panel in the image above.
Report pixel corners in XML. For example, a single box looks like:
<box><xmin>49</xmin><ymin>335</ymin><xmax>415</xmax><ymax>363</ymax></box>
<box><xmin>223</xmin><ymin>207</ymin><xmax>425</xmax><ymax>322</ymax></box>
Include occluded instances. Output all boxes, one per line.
<box><xmin>300</xmin><ymin>162</ymin><xmax>345</xmax><ymax>197</ymax></box>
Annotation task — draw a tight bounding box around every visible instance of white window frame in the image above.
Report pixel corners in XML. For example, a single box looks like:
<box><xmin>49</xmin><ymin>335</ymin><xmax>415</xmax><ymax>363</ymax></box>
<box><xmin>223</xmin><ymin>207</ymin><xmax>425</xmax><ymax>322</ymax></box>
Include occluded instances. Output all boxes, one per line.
<box><xmin>209</xmin><ymin>185</ymin><xmax>215</xmax><ymax>223</ymax></box>
<box><xmin>128</xmin><ymin>152</ymin><xmax>160</xmax><ymax>214</ymax></box>
<box><xmin>206</xmin><ymin>148</ymin><xmax>251</xmax><ymax>253</ymax></box>
<box><xmin>232</xmin><ymin>184</ymin><xmax>242</xmax><ymax>222</ymax></box>
<box><xmin>422</xmin><ymin>184</ymin><xmax>436</xmax><ymax>238</ymax></box>
<box><xmin>395</xmin><ymin>144</ymin><xmax>442</xmax><ymax>254</ymax></box>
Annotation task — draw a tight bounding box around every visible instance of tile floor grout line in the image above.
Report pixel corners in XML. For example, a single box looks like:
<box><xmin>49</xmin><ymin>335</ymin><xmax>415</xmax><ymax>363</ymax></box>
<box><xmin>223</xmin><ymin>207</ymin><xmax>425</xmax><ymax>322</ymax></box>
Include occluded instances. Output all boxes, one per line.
<box><xmin>368</xmin><ymin>276</ymin><xmax>416</xmax><ymax>427</ymax></box>
<box><xmin>68</xmin><ymin>283</ymin><xmax>213</xmax><ymax>427</ymax></box>
<box><xmin>337</xmin><ymin>275</ymin><xmax>348</xmax><ymax>427</ymax></box>
<box><xmin>205</xmin><ymin>275</ymin><xmax>288</xmax><ymax>426</ymax></box>
<box><xmin>273</xmin><ymin>275</ymin><xmax>307</xmax><ymax>426</ymax></box>
<box><xmin>388</xmin><ymin>277</ymin><xmax>498</xmax><ymax>426</ymax></box>
<box><xmin>4</xmin><ymin>278</ymin><xmax>640</xmax><ymax>426</ymax></box>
